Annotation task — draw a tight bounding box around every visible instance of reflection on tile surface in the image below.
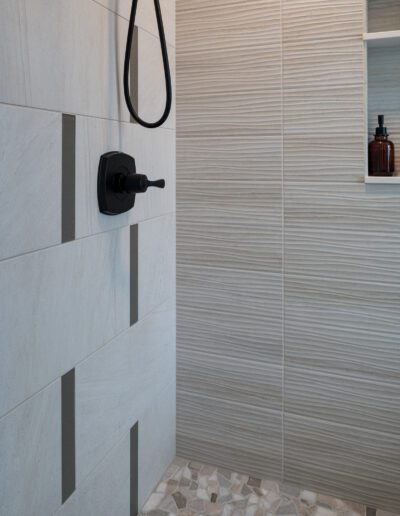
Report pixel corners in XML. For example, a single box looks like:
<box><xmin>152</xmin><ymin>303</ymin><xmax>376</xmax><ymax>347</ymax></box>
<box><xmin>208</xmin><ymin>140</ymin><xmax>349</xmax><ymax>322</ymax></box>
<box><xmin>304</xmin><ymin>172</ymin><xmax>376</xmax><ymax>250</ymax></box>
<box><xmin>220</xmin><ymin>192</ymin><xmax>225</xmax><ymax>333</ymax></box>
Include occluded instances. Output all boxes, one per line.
<box><xmin>140</xmin><ymin>457</ymin><xmax>369</xmax><ymax>516</ymax></box>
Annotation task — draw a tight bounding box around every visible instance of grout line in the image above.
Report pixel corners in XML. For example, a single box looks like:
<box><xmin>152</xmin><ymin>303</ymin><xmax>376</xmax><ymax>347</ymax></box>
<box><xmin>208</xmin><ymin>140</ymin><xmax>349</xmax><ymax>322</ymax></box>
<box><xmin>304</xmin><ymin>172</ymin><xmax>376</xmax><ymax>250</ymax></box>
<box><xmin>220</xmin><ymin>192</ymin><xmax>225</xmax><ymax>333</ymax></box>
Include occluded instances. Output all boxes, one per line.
<box><xmin>88</xmin><ymin>0</ymin><xmax>176</xmax><ymax>48</ymax></box>
<box><xmin>0</xmin><ymin>100</ymin><xmax>176</xmax><ymax>131</ymax></box>
<box><xmin>0</xmin><ymin>209</ymin><xmax>176</xmax><ymax>265</ymax></box>
<box><xmin>0</xmin><ymin>377</ymin><xmax>60</xmax><ymax>423</ymax></box>
<box><xmin>280</xmin><ymin>0</ymin><xmax>285</xmax><ymax>483</ymax></box>
<box><xmin>0</xmin><ymin>293</ymin><xmax>175</xmax><ymax>424</ymax></box>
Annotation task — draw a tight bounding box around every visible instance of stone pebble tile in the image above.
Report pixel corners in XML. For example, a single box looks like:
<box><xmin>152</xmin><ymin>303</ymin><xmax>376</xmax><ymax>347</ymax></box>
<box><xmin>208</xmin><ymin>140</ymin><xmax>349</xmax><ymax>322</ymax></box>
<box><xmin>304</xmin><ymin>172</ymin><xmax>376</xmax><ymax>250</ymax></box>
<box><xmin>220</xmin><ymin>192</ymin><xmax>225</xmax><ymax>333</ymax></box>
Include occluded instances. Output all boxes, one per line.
<box><xmin>140</xmin><ymin>457</ymin><xmax>369</xmax><ymax>516</ymax></box>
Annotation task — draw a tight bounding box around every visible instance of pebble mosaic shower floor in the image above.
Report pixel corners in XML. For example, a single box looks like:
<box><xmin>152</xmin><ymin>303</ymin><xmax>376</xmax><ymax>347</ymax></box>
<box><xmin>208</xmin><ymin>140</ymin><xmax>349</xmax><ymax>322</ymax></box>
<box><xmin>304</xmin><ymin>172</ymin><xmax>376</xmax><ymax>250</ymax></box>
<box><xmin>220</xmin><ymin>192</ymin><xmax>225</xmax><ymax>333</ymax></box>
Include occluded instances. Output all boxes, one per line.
<box><xmin>140</xmin><ymin>457</ymin><xmax>385</xmax><ymax>516</ymax></box>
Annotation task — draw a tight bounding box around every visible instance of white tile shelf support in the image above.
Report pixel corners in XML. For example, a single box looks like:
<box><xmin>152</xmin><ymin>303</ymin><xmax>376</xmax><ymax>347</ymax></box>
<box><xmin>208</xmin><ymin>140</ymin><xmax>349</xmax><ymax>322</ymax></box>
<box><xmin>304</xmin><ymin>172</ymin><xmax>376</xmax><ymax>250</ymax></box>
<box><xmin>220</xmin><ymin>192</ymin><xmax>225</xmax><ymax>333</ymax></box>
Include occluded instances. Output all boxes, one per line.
<box><xmin>363</xmin><ymin>30</ymin><xmax>400</xmax><ymax>47</ymax></box>
<box><xmin>365</xmin><ymin>175</ymin><xmax>400</xmax><ymax>184</ymax></box>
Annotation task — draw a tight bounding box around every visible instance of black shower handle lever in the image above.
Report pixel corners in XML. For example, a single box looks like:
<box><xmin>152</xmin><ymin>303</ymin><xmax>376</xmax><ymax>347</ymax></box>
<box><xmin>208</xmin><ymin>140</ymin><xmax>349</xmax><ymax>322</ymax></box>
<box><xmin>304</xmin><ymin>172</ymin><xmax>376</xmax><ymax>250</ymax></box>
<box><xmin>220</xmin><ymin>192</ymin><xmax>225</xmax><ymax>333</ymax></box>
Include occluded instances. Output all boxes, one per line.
<box><xmin>121</xmin><ymin>174</ymin><xmax>165</xmax><ymax>194</ymax></box>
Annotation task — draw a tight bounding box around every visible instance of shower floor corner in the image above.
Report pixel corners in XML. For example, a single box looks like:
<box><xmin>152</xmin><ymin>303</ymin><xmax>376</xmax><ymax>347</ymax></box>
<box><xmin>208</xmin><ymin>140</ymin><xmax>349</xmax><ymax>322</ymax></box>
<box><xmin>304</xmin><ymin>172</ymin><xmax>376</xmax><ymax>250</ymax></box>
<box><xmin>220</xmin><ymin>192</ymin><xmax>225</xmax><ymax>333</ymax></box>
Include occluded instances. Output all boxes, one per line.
<box><xmin>140</xmin><ymin>457</ymin><xmax>385</xmax><ymax>516</ymax></box>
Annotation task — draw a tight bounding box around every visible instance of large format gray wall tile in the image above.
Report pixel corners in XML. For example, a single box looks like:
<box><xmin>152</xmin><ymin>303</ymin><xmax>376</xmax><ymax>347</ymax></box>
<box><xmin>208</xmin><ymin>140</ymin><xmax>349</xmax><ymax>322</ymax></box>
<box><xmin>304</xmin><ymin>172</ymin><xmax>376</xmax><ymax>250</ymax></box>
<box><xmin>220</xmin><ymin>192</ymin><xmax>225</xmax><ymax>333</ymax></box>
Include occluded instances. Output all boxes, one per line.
<box><xmin>60</xmin><ymin>378</ymin><xmax>176</xmax><ymax>515</ymax></box>
<box><xmin>0</xmin><ymin>382</ymin><xmax>61</xmax><ymax>516</ymax></box>
<box><xmin>138</xmin><ymin>214</ymin><xmax>176</xmax><ymax>319</ymax></box>
<box><xmin>139</xmin><ymin>378</ymin><xmax>176</xmax><ymax>507</ymax></box>
<box><xmin>0</xmin><ymin>0</ymin><xmax>129</xmax><ymax>120</ymax></box>
<box><xmin>75</xmin><ymin>116</ymin><xmax>175</xmax><ymax>239</ymax></box>
<box><xmin>75</xmin><ymin>296</ymin><xmax>175</xmax><ymax>483</ymax></box>
<box><xmin>0</xmin><ymin>227</ymin><xmax>130</xmax><ymax>417</ymax></box>
<box><xmin>0</xmin><ymin>104</ymin><xmax>61</xmax><ymax>260</ymax></box>
<box><xmin>0</xmin><ymin>0</ymin><xmax>176</xmax><ymax>513</ymax></box>
<box><xmin>57</xmin><ymin>434</ymin><xmax>130</xmax><ymax>516</ymax></box>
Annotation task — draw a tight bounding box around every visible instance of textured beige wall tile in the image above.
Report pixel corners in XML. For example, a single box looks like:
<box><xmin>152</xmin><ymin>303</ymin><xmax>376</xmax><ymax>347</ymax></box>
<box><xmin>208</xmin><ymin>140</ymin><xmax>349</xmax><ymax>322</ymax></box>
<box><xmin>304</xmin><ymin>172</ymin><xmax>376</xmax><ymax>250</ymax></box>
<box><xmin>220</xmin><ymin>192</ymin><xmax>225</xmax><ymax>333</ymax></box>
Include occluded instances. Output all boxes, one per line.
<box><xmin>285</xmin><ymin>272</ymin><xmax>400</xmax><ymax>384</ymax></box>
<box><xmin>284</xmin><ymin>414</ymin><xmax>400</xmax><ymax>511</ymax></box>
<box><xmin>177</xmin><ymin>390</ymin><xmax>282</xmax><ymax>480</ymax></box>
<box><xmin>368</xmin><ymin>0</ymin><xmax>400</xmax><ymax>32</ymax></box>
<box><xmin>177</xmin><ymin>0</ymin><xmax>282</xmax><ymax>137</ymax></box>
<box><xmin>284</xmin><ymin>182</ymin><xmax>400</xmax><ymax>283</ymax></box>
<box><xmin>177</xmin><ymin>180</ymin><xmax>282</xmax><ymax>273</ymax></box>
<box><xmin>177</xmin><ymin>265</ymin><xmax>282</xmax><ymax>365</ymax></box>
<box><xmin>283</xmin><ymin>0</ymin><xmax>365</xmax><ymax>181</ymax></box>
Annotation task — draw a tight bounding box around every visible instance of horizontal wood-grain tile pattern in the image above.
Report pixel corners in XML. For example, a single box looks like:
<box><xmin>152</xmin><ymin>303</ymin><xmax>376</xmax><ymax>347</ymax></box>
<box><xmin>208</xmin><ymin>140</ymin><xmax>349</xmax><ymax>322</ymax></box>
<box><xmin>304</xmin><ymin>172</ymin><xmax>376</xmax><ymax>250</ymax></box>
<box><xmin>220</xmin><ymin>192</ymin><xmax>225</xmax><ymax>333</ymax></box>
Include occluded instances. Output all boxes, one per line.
<box><xmin>177</xmin><ymin>390</ymin><xmax>282</xmax><ymax>479</ymax></box>
<box><xmin>285</xmin><ymin>273</ymin><xmax>400</xmax><ymax>383</ymax></box>
<box><xmin>177</xmin><ymin>0</ymin><xmax>282</xmax><ymax>137</ymax></box>
<box><xmin>284</xmin><ymin>414</ymin><xmax>400</xmax><ymax>511</ymax></box>
<box><xmin>368</xmin><ymin>0</ymin><xmax>400</xmax><ymax>32</ymax></box>
<box><xmin>176</xmin><ymin>0</ymin><xmax>283</xmax><ymax>478</ymax></box>
<box><xmin>178</xmin><ymin>349</ymin><xmax>282</xmax><ymax>410</ymax></box>
<box><xmin>178</xmin><ymin>265</ymin><xmax>282</xmax><ymax>365</ymax></box>
<box><xmin>284</xmin><ymin>182</ymin><xmax>400</xmax><ymax>283</ymax></box>
<box><xmin>285</xmin><ymin>367</ymin><xmax>400</xmax><ymax>434</ymax></box>
<box><xmin>283</xmin><ymin>0</ymin><xmax>365</xmax><ymax>181</ymax></box>
<box><xmin>177</xmin><ymin>180</ymin><xmax>282</xmax><ymax>273</ymax></box>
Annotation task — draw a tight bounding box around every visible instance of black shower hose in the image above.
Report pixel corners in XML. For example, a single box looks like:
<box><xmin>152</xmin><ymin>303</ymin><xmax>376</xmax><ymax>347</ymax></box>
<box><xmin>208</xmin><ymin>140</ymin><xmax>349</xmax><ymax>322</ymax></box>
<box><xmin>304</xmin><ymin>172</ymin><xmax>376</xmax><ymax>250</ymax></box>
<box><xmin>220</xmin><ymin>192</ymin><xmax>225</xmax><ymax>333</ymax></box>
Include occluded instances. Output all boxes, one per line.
<box><xmin>123</xmin><ymin>0</ymin><xmax>172</xmax><ymax>128</ymax></box>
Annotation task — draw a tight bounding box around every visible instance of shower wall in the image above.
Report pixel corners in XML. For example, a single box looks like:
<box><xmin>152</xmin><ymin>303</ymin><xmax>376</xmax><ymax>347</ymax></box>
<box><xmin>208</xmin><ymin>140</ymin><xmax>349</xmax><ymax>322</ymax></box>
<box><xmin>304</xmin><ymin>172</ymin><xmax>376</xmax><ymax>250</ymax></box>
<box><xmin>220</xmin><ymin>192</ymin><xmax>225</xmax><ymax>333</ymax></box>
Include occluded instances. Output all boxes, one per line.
<box><xmin>176</xmin><ymin>0</ymin><xmax>400</xmax><ymax>512</ymax></box>
<box><xmin>0</xmin><ymin>1</ymin><xmax>175</xmax><ymax>515</ymax></box>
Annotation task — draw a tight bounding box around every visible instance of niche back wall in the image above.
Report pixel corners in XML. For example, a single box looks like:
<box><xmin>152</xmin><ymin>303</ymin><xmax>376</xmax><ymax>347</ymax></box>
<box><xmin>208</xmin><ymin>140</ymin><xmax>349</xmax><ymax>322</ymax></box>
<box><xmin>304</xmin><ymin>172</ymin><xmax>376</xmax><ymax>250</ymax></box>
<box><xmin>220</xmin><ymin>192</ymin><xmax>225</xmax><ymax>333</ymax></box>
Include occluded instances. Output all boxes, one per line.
<box><xmin>176</xmin><ymin>0</ymin><xmax>400</xmax><ymax>512</ymax></box>
<box><xmin>0</xmin><ymin>1</ymin><xmax>176</xmax><ymax>515</ymax></box>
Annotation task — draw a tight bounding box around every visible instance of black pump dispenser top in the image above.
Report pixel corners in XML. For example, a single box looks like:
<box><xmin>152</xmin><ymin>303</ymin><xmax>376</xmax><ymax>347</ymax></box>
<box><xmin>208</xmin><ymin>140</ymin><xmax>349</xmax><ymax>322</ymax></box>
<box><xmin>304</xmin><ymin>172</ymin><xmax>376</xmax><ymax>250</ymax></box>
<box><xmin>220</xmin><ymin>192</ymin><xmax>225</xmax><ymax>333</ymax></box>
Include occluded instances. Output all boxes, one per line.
<box><xmin>375</xmin><ymin>114</ymin><xmax>388</xmax><ymax>137</ymax></box>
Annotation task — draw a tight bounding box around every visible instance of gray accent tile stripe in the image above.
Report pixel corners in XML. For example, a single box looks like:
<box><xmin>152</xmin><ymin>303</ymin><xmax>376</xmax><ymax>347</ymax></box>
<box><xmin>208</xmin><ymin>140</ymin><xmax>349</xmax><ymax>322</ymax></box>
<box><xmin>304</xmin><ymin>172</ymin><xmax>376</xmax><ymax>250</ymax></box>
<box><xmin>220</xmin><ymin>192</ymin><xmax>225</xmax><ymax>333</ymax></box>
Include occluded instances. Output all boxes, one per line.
<box><xmin>130</xmin><ymin>225</ymin><xmax>139</xmax><ymax>325</ymax></box>
<box><xmin>130</xmin><ymin>26</ymin><xmax>139</xmax><ymax>124</ymax></box>
<box><xmin>62</xmin><ymin>368</ymin><xmax>75</xmax><ymax>503</ymax></box>
<box><xmin>130</xmin><ymin>422</ymin><xmax>139</xmax><ymax>516</ymax></box>
<box><xmin>62</xmin><ymin>114</ymin><xmax>76</xmax><ymax>243</ymax></box>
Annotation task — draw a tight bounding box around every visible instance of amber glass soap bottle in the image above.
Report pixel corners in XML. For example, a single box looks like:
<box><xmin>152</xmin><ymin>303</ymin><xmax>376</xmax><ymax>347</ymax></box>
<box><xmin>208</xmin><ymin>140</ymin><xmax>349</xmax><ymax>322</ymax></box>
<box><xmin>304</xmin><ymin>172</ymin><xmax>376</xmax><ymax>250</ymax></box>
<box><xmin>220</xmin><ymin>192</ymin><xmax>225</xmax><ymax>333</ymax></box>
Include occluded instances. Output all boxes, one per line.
<box><xmin>369</xmin><ymin>115</ymin><xmax>395</xmax><ymax>177</ymax></box>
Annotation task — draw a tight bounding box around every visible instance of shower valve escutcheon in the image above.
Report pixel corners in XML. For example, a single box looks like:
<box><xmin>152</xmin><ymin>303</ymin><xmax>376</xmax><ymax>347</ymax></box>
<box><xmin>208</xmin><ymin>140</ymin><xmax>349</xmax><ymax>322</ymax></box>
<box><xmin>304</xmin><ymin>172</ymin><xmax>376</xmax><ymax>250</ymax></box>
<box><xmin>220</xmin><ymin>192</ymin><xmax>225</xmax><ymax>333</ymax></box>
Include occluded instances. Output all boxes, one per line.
<box><xmin>98</xmin><ymin>151</ymin><xmax>165</xmax><ymax>215</ymax></box>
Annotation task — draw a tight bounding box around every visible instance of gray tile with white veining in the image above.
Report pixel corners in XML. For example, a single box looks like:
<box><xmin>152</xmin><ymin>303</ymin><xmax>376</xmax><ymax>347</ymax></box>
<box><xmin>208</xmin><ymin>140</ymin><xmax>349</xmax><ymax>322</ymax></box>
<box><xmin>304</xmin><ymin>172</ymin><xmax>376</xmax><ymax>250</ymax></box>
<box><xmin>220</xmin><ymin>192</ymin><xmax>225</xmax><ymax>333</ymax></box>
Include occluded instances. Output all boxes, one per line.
<box><xmin>75</xmin><ymin>296</ymin><xmax>175</xmax><ymax>483</ymax></box>
<box><xmin>0</xmin><ymin>104</ymin><xmax>61</xmax><ymax>260</ymax></box>
<box><xmin>0</xmin><ymin>382</ymin><xmax>61</xmax><ymax>516</ymax></box>
<box><xmin>57</xmin><ymin>435</ymin><xmax>130</xmax><ymax>516</ymax></box>
<box><xmin>0</xmin><ymin>227</ymin><xmax>129</xmax><ymax>418</ymax></box>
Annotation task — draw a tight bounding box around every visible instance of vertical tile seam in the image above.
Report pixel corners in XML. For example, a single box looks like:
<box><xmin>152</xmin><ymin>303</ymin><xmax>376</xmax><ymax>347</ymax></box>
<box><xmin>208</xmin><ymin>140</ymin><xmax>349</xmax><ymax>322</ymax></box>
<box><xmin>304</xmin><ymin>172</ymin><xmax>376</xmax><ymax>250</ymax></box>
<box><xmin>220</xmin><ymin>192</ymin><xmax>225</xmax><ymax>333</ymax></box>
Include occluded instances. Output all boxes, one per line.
<box><xmin>280</xmin><ymin>0</ymin><xmax>285</xmax><ymax>482</ymax></box>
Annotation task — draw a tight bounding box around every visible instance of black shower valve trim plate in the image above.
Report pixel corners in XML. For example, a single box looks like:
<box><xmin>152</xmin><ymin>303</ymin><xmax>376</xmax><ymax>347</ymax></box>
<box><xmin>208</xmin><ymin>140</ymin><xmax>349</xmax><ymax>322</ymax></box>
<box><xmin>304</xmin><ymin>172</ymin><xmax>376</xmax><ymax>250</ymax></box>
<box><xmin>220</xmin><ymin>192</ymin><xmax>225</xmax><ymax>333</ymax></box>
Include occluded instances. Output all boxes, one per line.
<box><xmin>98</xmin><ymin>151</ymin><xmax>165</xmax><ymax>215</ymax></box>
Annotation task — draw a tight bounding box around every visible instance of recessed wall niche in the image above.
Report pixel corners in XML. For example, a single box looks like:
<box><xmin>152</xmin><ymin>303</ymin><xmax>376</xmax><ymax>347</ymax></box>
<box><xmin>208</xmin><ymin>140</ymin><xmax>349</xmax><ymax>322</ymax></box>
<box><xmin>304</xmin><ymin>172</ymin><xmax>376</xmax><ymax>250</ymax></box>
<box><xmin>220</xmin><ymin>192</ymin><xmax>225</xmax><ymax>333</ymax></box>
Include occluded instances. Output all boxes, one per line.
<box><xmin>365</xmin><ymin>0</ymin><xmax>400</xmax><ymax>183</ymax></box>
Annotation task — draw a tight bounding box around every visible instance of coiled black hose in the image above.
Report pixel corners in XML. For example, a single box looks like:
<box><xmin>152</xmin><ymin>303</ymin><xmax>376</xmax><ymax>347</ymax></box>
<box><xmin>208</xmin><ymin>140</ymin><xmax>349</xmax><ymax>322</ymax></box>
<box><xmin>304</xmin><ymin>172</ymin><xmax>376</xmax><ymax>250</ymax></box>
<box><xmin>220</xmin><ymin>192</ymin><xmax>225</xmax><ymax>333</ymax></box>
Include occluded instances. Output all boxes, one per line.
<box><xmin>123</xmin><ymin>0</ymin><xmax>172</xmax><ymax>128</ymax></box>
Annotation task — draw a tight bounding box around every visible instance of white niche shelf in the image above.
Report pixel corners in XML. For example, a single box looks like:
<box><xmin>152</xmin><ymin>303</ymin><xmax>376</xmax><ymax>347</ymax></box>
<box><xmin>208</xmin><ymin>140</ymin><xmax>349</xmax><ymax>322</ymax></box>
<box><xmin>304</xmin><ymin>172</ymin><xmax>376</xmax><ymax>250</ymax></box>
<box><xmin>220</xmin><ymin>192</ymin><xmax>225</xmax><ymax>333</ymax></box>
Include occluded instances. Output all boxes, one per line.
<box><xmin>363</xmin><ymin>30</ymin><xmax>400</xmax><ymax>48</ymax></box>
<box><xmin>364</xmin><ymin>1</ymin><xmax>400</xmax><ymax>185</ymax></box>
